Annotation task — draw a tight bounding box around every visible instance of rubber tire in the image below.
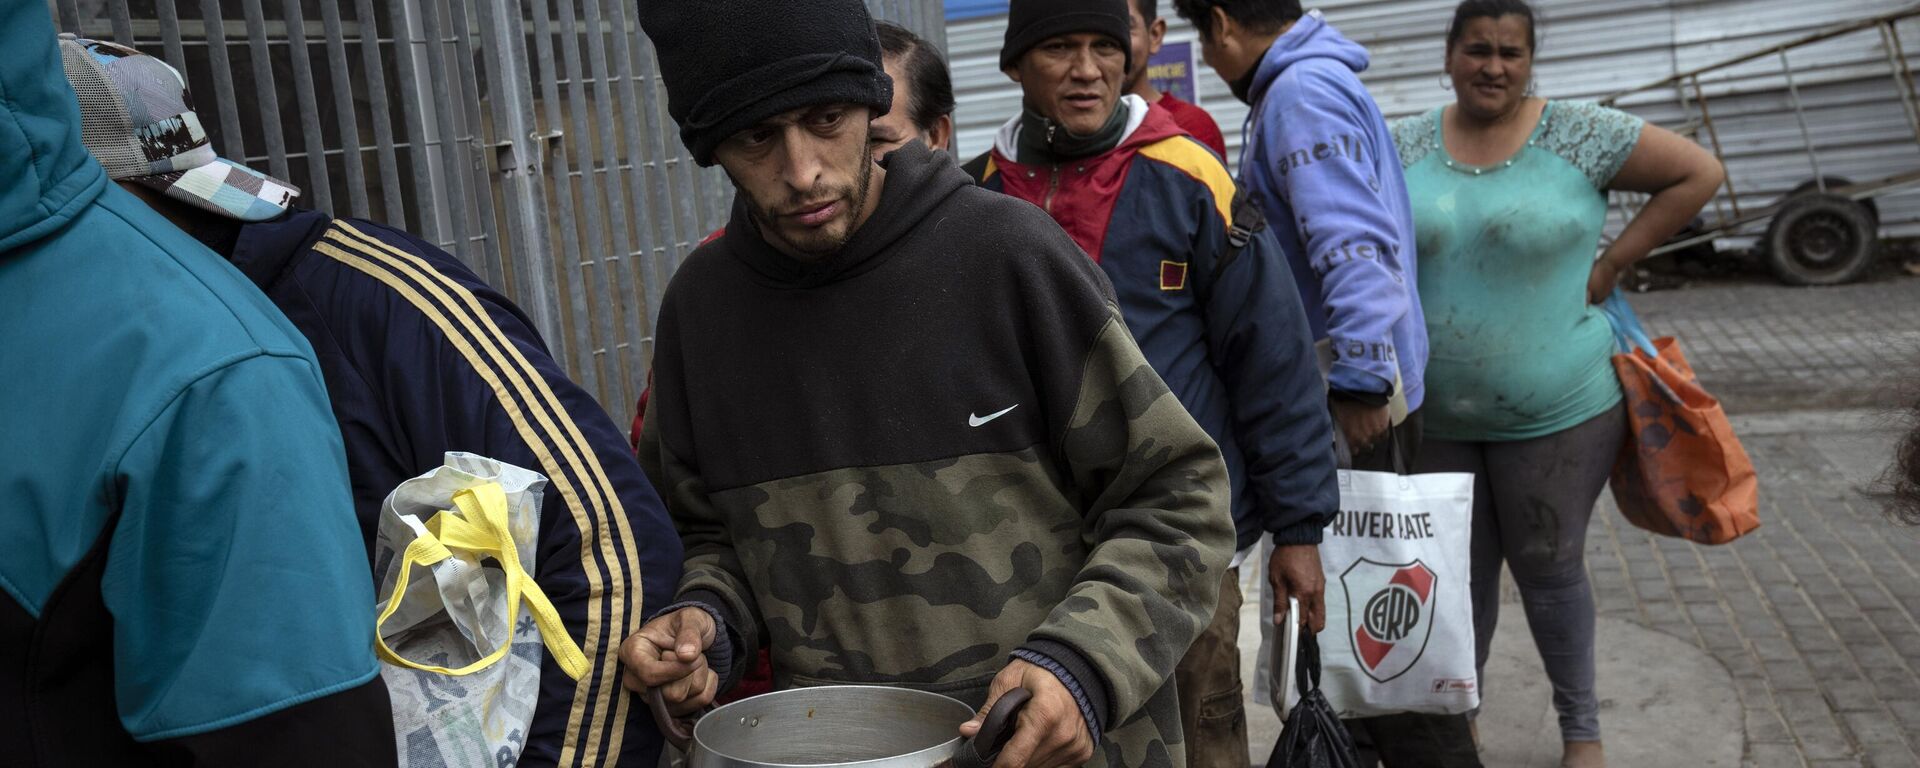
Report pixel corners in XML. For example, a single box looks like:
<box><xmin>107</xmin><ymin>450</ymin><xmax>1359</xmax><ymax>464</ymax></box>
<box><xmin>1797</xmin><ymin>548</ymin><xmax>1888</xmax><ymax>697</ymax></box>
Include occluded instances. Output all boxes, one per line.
<box><xmin>1785</xmin><ymin>177</ymin><xmax>1878</xmax><ymax>226</ymax></box>
<box><xmin>1764</xmin><ymin>193</ymin><xmax>1879</xmax><ymax>286</ymax></box>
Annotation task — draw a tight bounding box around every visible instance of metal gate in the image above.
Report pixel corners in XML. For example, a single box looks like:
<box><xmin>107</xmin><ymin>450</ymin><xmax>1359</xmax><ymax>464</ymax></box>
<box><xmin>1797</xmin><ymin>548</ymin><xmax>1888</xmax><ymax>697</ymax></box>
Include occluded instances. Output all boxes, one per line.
<box><xmin>47</xmin><ymin>0</ymin><xmax>948</xmax><ymax>415</ymax></box>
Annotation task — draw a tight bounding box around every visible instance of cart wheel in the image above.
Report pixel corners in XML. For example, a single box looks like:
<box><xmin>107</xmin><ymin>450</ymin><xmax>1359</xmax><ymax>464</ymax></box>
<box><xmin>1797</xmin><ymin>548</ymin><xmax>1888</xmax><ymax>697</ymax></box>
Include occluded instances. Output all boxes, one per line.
<box><xmin>1764</xmin><ymin>193</ymin><xmax>1878</xmax><ymax>286</ymax></box>
<box><xmin>1785</xmin><ymin>177</ymin><xmax>1878</xmax><ymax>226</ymax></box>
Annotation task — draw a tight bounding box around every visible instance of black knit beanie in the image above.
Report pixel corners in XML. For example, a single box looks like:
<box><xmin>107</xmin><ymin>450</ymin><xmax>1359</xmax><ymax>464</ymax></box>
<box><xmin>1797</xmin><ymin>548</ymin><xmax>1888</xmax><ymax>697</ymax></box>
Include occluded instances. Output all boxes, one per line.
<box><xmin>999</xmin><ymin>0</ymin><xmax>1132</xmax><ymax>73</ymax></box>
<box><xmin>640</xmin><ymin>0</ymin><xmax>893</xmax><ymax>167</ymax></box>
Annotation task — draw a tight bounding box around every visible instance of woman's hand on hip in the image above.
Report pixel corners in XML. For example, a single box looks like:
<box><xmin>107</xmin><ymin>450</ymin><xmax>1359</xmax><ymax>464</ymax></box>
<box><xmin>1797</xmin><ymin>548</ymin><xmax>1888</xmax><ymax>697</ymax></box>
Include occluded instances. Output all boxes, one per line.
<box><xmin>1587</xmin><ymin>257</ymin><xmax>1622</xmax><ymax>304</ymax></box>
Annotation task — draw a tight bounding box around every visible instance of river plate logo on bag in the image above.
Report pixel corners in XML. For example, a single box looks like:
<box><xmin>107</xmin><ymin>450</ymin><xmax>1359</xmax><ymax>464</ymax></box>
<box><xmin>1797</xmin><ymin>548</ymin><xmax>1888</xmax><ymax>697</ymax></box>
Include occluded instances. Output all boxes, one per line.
<box><xmin>1340</xmin><ymin>558</ymin><xmax>1437</xmax><ymax>683</ymax></box>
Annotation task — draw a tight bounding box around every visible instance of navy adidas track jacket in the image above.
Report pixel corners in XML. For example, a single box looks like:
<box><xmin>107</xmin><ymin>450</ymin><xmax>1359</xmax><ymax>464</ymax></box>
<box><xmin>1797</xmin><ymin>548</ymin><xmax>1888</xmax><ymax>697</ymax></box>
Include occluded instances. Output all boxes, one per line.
<box><xmin>208</xmin><ymin>207</ymin><xmax>683</xmax><ymax>768</ymax></box>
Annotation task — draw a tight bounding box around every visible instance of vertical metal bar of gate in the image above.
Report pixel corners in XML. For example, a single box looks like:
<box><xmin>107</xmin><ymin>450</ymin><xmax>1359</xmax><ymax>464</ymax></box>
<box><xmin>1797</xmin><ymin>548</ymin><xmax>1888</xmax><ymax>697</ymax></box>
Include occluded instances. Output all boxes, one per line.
<box><xmin>668</xmin><ymin>134</ymin><xmax>702</xmax><ymax>270</ymax></box>
<box><xmin>357</xmin><ymin>0</ymin><xmax>408</xmax><ymax>228</ymax></box>
<box><xmin>922</xmin><ymin>0</ymin><xmax>949</xmax><ymax>53</ymax></box>
<box><xmin>153</xmin><ymin>0</ymin><xmax>188</xmax><ymax>75</ymax></box>
<box><xmin>636</xmin><ymin>10</ymin><xmax>702</xmax><ymax>248</ymax></box>
<box><xmin>628</xmin><ymin>24</ymin><xmax>681</xmax><ymax>340</ymax></box>
<box><xmin>604</xmin><ymin>0</ymin><xmax>667</xmax><ymax>338</ymax></box>
<box><xmin>474</xmin><ymin>0</ymin><xmax>560</xmax><ymax>345</ymax></box>
<box><xmin>412</xmin><ymin>0</ymin><xmax>478</xmax><ymax>263</ymax></box>
<box><xmin>239</xmin><ymin>0</ymin><xmax>291</xmax><ymax>181</ymax></box>
<box><xmin>444</xmin><ymin>0</ymin><xmax>507</xmax><ymax>286</ymax></box>
<box><xmin>579</xmin><ymin>0</ymin><xmax>643</xmax><ymax>409</ymax></box>
<box><xmin>386</xmin><ymin>0</ymin><xmax>439</xmax><ymax>239</ymax></box>
<box><xmin>599</xmin><ymin>0</ymin><xmax>663</xmax><ymax>398</ymax></box>
<box><xmin>318</xmin><ymin>0</ymin><xmax>370</xmax><ymax>218</ymax></box>
<box><xmin>528</xmin><ymin>0</ymin><xmax>602</xmax><ymax>396</ymax></box>
<box><xmin>108</xmin><ymin>1</ymin><xmax>134</xmax><ymax>51</ymax></box>
<box><xmin>280</xmin><ymin>0</ymin><xmax>336</xmax><ymax>213</ymax></box>
<box><xmin>56</xmin><ymin>0</ymin><xmax>81</xmax><ymax>34</ymax></box>
<box><xmin>554</xmin><ymin>0</ymin><xmax>626</xmax><ymax>410</ymax></box>
<box><xmin>200</xmin><ymin>0</ymin><xmax>247</xmax><ymax>162</ymax></box>
<box><xmin>473</xmin><ymin>0</ymin><xmax>561</xmax><ymax>344</ymax></box>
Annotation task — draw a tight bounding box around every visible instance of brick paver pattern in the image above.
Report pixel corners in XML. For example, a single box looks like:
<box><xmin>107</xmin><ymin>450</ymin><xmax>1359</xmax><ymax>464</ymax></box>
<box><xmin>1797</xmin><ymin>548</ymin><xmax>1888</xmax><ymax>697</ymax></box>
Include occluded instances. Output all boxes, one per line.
<box><xmin>1581</xmin><ymin>278</ymin><xmax>1920</xmax><ymax>767</ymax></box>
<box><xmin>1630</xmin><ymin>279</ymin><xmax>1920</xmax><ymax>412</ymax></box>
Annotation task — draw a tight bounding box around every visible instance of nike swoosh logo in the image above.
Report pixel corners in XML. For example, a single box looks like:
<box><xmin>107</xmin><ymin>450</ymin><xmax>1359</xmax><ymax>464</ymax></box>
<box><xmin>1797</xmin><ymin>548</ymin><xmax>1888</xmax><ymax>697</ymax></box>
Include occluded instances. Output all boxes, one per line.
<box><xmin>968</xmin><ymin>404</ymin><xmax>1019</xmax><ymax>427</ymax></box>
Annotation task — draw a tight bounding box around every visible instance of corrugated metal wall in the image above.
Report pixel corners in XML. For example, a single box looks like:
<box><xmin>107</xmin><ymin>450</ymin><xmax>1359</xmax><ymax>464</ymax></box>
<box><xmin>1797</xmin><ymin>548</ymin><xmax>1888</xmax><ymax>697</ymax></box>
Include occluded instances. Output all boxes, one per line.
<box><xmin>948</xmin><ymin>0</ymin><xmax>1920</xmax><ymax>238</ymax></box>
<box><xmin>49</xmin><ymin>0</ymin><xmax>946</xmax><ymax>415</ymax></box>
<box><xmin>1620</xmin><ymin>3</ymin><xmax>1920</xmax><ymax>241</ymax></box>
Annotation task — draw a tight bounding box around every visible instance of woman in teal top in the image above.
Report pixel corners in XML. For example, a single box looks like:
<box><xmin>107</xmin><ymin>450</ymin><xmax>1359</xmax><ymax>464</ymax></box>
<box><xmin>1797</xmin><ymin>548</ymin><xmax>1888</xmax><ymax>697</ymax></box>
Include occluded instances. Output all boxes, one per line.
<box><xmin>1391</xmin><ymin>2</ymin><xmax>1723</xmax><ymax>766</ymax></box>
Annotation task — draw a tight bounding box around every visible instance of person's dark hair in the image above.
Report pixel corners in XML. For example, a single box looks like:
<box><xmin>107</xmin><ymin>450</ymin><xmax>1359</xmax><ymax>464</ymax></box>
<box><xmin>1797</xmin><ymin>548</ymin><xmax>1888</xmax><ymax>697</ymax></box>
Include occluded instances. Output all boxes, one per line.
<box><xmin>875</xmin><ymin>21</ymin><xmax>955</xmax><ymax>136</ymax></box>
<box><xmin>1169</xmin><ymin>0</ymin><xmax>1302</xmax><ymax>44</ymax></box>
<box><xmin>1445</xmin><ymin>0</ymin><xmax>1537</xmax><ymax>52</ymax></box>
<box><xmin>1132</xmin><ymin>0</ymin><xmax>1156</xmax><ymax>24</ymax></box>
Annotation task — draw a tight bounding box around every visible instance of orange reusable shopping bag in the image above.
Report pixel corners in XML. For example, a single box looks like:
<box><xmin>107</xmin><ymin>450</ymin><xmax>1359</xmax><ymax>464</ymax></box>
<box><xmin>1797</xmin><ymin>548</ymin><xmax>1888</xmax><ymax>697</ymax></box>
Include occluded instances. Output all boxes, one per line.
<box><xmin>1601</xmin><ymin>290</ymin><xmax>1760</xmax><ymax>544</ymax></box>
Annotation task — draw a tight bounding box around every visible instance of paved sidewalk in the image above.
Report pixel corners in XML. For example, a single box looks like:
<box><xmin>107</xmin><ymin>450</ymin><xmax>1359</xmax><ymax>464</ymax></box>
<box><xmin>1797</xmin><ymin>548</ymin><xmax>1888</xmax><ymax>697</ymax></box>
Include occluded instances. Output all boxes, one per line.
<box><xmin>1474</xmin><ymin>612</ymin><xmax>1741</xmax><ymax>767</ymax></box>
<box><xmin>1611</xmin><ymin>278</ymin><xmax>1920</xmax><ymax>767</ymax></box>
<box><xmin>1240</xmin><ymin>276</ymin><xmax>1920</xmax><ymax>767</ymax></box>
<box><xmin>1630</xmin><ymin>279</ymin><xmax>1920</xmax><ymax>413</ymax></box>
<box><xmin>1584</xmin><ymin>409</ymin><xmax>1920</xmax><ymax>768</ymax></box>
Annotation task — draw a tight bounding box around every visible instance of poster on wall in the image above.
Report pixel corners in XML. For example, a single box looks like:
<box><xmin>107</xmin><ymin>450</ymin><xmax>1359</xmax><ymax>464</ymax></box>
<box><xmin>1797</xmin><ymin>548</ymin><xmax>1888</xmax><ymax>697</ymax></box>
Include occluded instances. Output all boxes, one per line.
<box><xmin>1148</xmin><ymin>41</ymin><xmax>1198</xmax><ymax>106</ymax></box>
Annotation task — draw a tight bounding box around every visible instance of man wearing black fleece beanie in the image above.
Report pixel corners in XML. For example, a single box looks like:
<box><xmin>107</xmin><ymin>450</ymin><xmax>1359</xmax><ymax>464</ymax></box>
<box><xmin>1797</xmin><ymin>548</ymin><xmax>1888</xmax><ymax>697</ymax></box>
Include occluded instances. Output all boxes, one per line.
<box><xmin>622</xmin><ymin>2</ymin><xmax>1236</xmax><ymax>768</ymax></box>
<box><xmin>1001</xmin><ymin>0</ymin><xmax>1134</xmax><ymax>74</ymax></box>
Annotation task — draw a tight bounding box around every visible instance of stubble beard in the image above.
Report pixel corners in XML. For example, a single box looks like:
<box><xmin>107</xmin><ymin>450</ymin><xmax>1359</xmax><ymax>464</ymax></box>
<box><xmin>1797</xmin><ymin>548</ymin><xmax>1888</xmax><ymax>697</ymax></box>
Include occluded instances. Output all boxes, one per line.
<box><xmin>740</xmin><ymin>148</ymin><xmax>876</xmax><ymax>262</ymax></box>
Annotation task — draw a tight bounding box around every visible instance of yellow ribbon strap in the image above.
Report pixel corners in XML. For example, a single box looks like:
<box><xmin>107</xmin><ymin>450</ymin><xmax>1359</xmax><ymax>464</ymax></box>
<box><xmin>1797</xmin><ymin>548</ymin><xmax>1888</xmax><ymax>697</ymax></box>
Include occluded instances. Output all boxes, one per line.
<box><xmin>376</xmin><ymin>482</ymin><xmax>591</xmax><ymax>681</ymax></box>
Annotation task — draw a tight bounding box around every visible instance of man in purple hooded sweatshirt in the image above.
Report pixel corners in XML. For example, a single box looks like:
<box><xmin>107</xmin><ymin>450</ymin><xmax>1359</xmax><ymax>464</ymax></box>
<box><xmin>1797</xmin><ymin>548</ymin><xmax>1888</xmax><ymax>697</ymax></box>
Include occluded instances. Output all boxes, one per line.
<box><xmin>1174</xmin><ymin>1</ymin><xmax>1475</xmax><ymax>766</ymax></box>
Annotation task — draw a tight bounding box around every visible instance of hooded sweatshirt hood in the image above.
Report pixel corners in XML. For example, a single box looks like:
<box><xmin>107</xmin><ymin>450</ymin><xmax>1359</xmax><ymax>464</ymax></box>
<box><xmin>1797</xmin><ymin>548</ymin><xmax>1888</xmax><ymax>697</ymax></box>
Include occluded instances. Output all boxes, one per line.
<box><xmin>1246</xmin><ymin>11</ymin><xmax>1370</xmax><ymax>107</ymax></box>
<box><xmin>1235</xmin><ymin>10</ymin><xmax>1429</xmax><ymax>412</ymax></box>
<box><xmin>0</xmin><ymin>2</ymin><xmax>107</xmax><ymax>252</ymax></box>
<box><xmin>722</xmin><ymin>141</ymin><xmax>973</xmax><ymax>288</ymax></box>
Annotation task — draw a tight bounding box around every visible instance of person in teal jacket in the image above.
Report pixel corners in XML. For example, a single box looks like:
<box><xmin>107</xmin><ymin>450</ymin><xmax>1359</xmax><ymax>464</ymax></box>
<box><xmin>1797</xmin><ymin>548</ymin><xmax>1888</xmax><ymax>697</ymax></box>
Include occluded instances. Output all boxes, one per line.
<box><xmin>0</xmin><ymin>1</ymin><xmax>394</xmax><ymax>764</ymax></box>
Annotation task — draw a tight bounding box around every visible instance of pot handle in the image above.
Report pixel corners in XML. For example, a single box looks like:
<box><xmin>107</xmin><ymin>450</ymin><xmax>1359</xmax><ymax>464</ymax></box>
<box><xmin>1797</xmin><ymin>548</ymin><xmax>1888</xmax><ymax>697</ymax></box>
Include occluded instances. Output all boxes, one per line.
<box><xmin>645</xmin><ymin>687</ymin><xmax>698</xmax><ymax>754</ymax></box>
<box><xmin>955</xmin><ymin>687</ymin><xmax>1033</xmax><ymax>768</ymax></box>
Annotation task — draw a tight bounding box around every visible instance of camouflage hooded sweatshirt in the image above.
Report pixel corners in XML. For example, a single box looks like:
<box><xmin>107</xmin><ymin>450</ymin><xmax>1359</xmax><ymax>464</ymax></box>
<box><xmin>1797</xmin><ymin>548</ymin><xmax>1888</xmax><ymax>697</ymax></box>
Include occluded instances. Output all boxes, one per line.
<box><xmin>638</xmin><ymin>142</ymin><xmax>1236</xmax><ymax>767</ymax></box>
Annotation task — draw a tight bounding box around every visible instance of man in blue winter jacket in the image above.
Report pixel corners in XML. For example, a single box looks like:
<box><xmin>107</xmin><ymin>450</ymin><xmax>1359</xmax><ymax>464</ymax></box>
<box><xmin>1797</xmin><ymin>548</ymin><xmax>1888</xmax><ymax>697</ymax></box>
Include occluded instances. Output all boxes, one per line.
<box><xmin>1</xmin><ymin>4</ymin><xmax>392</xmax><ymax>763</ymax></box>
<box><xmin>969</xmin><ymin>1</ymin><xmax>1338</xmax><ymax>765</ymax></box>
<box><xmin>62</xmin><ymin>36</ymin><xmax>685</xmax><ymax>768</ymax></box>
<box><xmin>1174</xmin><ymin>0</ymin><xmax>1477</xmax><ymax>765</ymax></box>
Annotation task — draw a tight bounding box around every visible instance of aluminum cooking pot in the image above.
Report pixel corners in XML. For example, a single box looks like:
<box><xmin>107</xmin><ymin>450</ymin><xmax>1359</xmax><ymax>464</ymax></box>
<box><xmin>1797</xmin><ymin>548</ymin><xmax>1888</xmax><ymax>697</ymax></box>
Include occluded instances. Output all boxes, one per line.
<box><xmin>646</xmin><ymin>684</ymin><xmax>1030</xmax><ymax>768</ymax></box>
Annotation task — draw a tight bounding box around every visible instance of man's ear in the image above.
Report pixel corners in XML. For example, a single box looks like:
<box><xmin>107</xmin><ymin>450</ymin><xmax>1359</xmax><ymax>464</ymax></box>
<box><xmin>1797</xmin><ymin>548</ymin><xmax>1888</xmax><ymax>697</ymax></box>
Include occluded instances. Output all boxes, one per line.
<box><xmin>1004</xmin><ymin>61</ymin><xmax>1023</xmax><ymax>85</ymax></box>
<box><xmin>929</xmin><ymin>114</ymin><xmax>954</xmax><ymax>153</ymax></box>
<box><xmin>1149</xmin><ymin>17</ymin><xmax>1167</xmax><ymax>54</ymax></box>
<box><xmin>1209</xmin><ymin>6</ymin><xmax>1235</xmax><ymax>44</ymax></box>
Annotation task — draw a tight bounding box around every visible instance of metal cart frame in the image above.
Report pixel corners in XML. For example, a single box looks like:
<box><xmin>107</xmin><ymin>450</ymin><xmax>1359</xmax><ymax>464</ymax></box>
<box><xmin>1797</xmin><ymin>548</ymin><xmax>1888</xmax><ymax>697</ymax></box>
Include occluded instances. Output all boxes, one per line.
<box><xmin>1599</xmin><ymin>5</ymin><xmax>1920</xmax><ymax>283</ymax></box>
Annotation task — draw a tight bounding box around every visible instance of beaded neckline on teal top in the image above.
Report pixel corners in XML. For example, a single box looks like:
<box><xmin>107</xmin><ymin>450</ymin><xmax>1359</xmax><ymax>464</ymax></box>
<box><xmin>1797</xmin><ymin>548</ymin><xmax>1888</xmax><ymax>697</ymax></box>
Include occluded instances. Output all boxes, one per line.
<box><xmin>1436</xmin><ymin>101</ymin><xmax>1555</xmax><ymax>176</ymax></box>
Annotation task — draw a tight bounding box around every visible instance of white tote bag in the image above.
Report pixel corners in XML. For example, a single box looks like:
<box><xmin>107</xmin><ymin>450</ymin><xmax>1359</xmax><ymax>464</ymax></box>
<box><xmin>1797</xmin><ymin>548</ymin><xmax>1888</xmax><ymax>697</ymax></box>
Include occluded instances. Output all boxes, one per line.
<box><xmin>1308</xmin><ymin>468</ymin><xmax>1478</xmax><ymax>717</ymax></box>
<box><xmin>373</xmin><ymin>452</ymin><xmax>588</xmax><ymax>767</ymax></box>
<box><xmin>1261</xmin><ymin>468</ymin><xmax>1480</xmax><ymax>718</ymax></box>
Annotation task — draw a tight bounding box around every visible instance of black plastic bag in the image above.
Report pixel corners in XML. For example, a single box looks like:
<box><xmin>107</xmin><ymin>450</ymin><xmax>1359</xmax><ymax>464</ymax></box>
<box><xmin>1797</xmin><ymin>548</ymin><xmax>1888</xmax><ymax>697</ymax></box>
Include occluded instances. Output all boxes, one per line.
<box><xmin>1266</xmin><ymin>629</ymin><xmax>1361</xmax><ymax>768</ymax></box>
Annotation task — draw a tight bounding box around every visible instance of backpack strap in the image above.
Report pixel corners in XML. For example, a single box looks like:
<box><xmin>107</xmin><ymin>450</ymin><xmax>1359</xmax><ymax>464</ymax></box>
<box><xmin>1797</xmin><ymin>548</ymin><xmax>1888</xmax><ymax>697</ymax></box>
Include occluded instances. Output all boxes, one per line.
<box><xmin>1195</xmin><ymin>186</ymin><xmax>1269</xmax><ymax>306</ymax></box>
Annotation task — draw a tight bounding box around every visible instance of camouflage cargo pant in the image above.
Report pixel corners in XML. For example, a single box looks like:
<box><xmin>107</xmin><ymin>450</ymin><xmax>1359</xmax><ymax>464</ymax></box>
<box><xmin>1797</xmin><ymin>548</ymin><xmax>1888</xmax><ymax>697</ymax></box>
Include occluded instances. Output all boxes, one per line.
<box><xmin>1175</xmin><ymin>568</ymin><xmax>1249</xmax><ymax>768</ymax></box>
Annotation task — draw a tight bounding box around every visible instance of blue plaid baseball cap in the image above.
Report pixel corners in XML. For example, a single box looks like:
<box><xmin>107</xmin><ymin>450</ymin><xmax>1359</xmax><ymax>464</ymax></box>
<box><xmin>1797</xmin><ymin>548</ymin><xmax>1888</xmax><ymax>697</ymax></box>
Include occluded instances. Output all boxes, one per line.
<box><xmin>58</xmin><ymin>35</ymin><xmax>298</xmax><ymax>222</ymax></box>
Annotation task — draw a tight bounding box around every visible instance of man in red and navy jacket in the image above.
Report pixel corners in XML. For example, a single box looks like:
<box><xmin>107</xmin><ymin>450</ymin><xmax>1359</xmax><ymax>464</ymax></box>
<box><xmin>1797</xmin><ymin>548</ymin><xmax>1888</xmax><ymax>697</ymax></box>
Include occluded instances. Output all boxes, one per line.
<box><xmin>968</xmin><ymin>2</ymin><xmax>1336</xmax><ymax>767</ymax></box>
